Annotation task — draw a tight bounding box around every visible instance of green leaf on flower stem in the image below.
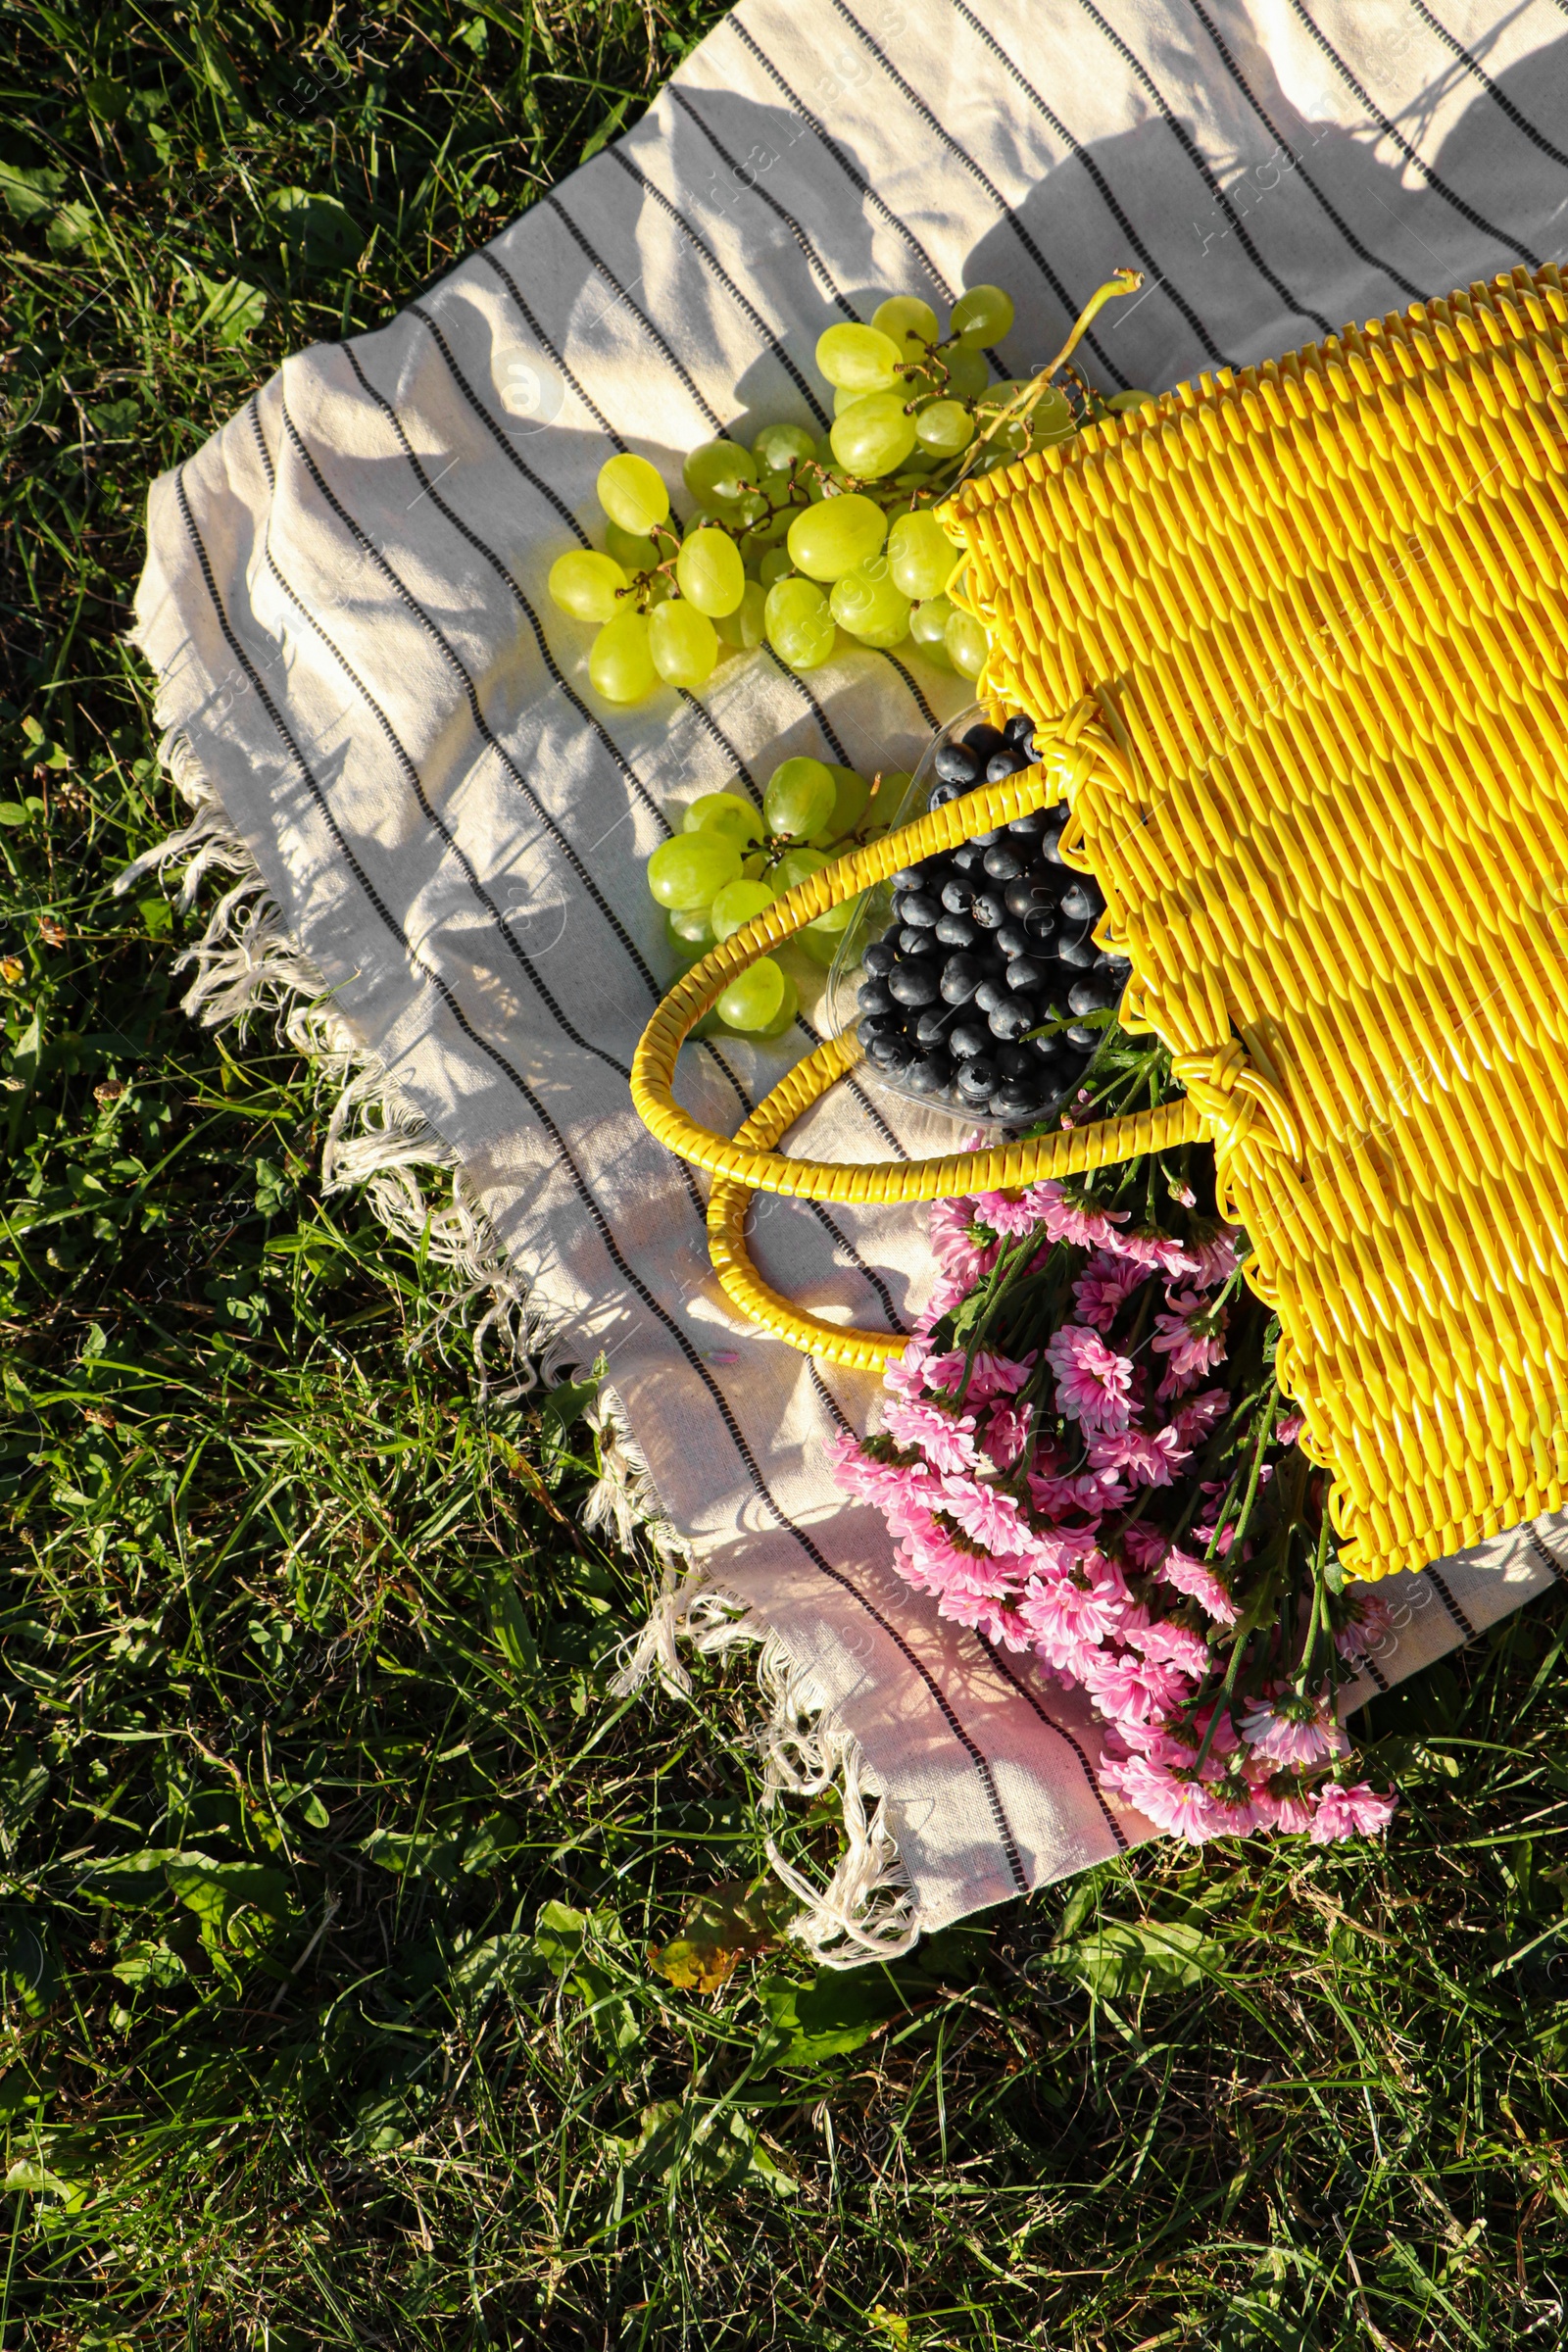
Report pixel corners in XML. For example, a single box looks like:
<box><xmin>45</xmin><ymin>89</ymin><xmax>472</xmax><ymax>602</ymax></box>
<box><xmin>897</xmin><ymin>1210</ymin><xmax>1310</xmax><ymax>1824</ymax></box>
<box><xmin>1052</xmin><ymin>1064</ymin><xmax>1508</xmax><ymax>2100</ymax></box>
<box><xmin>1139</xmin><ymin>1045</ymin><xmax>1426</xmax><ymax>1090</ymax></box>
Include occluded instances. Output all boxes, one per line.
<box><xmin>754</xmin><ymin>1966</ymin><xmax>907</xmax><ymax>2067</ymax></box>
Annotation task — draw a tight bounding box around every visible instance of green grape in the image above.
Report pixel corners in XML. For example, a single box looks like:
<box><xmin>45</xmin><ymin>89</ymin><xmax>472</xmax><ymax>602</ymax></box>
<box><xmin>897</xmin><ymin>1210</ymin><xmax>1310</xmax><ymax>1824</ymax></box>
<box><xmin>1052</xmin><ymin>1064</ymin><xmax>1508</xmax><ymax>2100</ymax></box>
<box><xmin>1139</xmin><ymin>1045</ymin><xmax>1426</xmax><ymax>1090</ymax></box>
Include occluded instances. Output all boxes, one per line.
<box><xmin>887</xmin><ymin>509</ymin><xmax>956</xmax><ymax>601</ymax></box>
<box><xmin>908</xmin><ymin>596</ymin><xmax>956</xmax><ymax>669</ymax></box>
<box><xmin>684</xmin><ymin>791</ymin><xmax>761</xmax><ymax>845</ymax></box>
<box><xmin>752</xmin><ymin>971</ymin><xmax>800</xmax><ymax>1039</ymax></box>
<box><xmin>716</xmin><ymin>579</ymin><xmax>768</xmax><ymax>650</ymax></box>
<box><xmin>759</xmin><ymin>546</ymin><xmax>795</xmax><ymax>589</ymax></box>
<box><xmin>814</xmin><ymin>433</ymin><xmax>838</xmax><ymax>469</ymax></box>
<box><xmin>648</xmin><ymin>599</ymin><xmax>719</xmax><ymax>689</ymax></box>
<box><xmin>829</xmin><ymin>392</ymin><xmax>917</xmax><ymax>479</ymax></box>
<box><xmin>798</xmin><ymin>927</ymin><xmax>841</xmax><ymax>968</ymax></box>
<box><xmin>945</xmin><ymin>606</ymin><xmax>990</xmax><ymax>681</ymax></box>
<box><xmin>773</xmin><ymin>845</ymin><xmax>830</xmax><ymax>894</ymax></box>
<box><xmin>547</xmin><ymin>549</ymin><xmax>629</xmax><ymax>624</ymax></box>
<box><xmin>872</xmin><ymin>294</ymin><xmax>940</xmax><ymax>360</ymax></box>
<box><xmin>763</xmin><ymin>755</ymin><xmax>836</xmax><ymax>840</ymax></box>
<box><xmin>590</xmin><ymin>608</ymin><xmax>657</xmax><ymax>702</ymax></box>
<box><xmin>815</xmin><ymin>322</ymin><xmax>905</xmax><ymax>394</ymax></box>
<box><xmin>716</xmin><ymin>955</ymin><xmax>786</xmax><ymax>1032</ymax></box>
<box><xmin>786</xmin><ymin>493</ymin><xmax>887</xmax><ymax>582</ymax></box>
<box><xmin>914</xmin><ymin>399</ymin><xmax>973</xmax><ymax>455</ymax></box>
<box><xmin>647</xmin><ymin>830</ymin><xmax>743</xmax><ymax>908</ymax></box>
<box><xmin>832</xmin><ymin>384</ymin><xmax>867</xmax><ymax>418</ymax></box>
<box><xmin>763</xmin><ymin>576</ymin><xmax>836</xmax><ymax>669</ymax></box>
<box><xmin>950</xmin><ymin>284</ymin><xmax>1015</xmax><ymax>345</ymax></box>
<box><xmin>683</xmin><ymin>438</ymin><xmax>759</xmax><ymax>504</ymax></box>
<box><xmin>597</xmin><ymin>453</ymin><xmax>669</xmax><ymax>535</ymax></box>
<box><xmin>666</xmin><ymin>906</ymin><xmax>714</xmax><ymax>964</ymax></box>
<box><xmin>816</xmin><ymin>764</ymin><xmax>870</xmax><ymax>843</ymax></box>
<box><xmin>1108</xmin><ymin>388</ymin><xmax>1157</xmax><ymax>414</ymax></box>
<box><xmin>675</xmin><ymin>527</ymin><xmax>746</xmax><ymax>617</ymax></box>
<box><xmin>604</xmin><ymin>518</ymin><xmax>661</xmax><ymax>572</ymax></box>
<box><xmin>710</xmin><ymin>876</ymin><xmax>777</xmax><ymax>941</ymax></box>
<box><xmin>829</xmin><ymin>564</ymin><xmax>911</xmax><ymax>648</ymax></box>
<box><xmin>1032</xmin><ymin>382</ymin><xmax>1078</xmax><ymax>444</ymax></box>
<box><xmin>944</xmin><ymin>345</ymin><xmax>990</xmax><ymax>400</ymax></box>
<box><xmin>753</xmin><ymin>421</ymin><xmax>817</xmax><ymax>473</ymax></box>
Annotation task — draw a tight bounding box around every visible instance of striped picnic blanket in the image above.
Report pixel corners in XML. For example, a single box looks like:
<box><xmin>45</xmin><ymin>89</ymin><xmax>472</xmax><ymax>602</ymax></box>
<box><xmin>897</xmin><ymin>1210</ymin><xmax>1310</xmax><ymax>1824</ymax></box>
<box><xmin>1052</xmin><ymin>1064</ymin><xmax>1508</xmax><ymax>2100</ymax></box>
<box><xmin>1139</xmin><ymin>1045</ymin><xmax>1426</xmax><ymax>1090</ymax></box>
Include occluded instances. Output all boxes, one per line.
<box><xmin>133</xmin><ymin>0</ymin><xmax>1568</xmax><ymax>1942</ymax></box>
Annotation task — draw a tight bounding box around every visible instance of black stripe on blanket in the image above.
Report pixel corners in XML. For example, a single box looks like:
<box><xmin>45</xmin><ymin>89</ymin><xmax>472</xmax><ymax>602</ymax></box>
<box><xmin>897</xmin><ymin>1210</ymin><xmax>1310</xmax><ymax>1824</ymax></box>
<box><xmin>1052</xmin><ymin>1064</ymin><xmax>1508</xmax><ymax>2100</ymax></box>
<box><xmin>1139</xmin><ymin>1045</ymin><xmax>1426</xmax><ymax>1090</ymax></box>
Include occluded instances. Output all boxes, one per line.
<box><xmin>1283</xmin><ymin>0</ymin><xmax>1540</xmax><ymax>266</ymax></box>
<box><xmin>605</xmin><ymin>146</ymin><xmax>832</xmax><ymax>429</ymax></box>
<box><xmin>725</xmin><ymin>17</ymin><xmax>957</xmax><ymax>306</ymax></box>
<box><xmin>945</xmin><ymin>0</ymin><xmax>1232</xmax><ymax>367</ymax></box>
<box><xmin>1405</xmin><ymin>0</ymin><xmax>1568</xmax><ymax>173</ymax></box>
<box><xmin>984</xmin><ymin>1641</ymin><xmax>1131</xmax><ymax>1853</ymax></box>
<box><xmin>828</xmin><ymin>0</ymin><xmax>1135</xmax><ymax>388</ymax></box>
<box><xmin>473</xmin><ymin>246</ymin><xmax>627</xmax><ymax>453</ymax></box>
<box><xmin>544</xmin><ymin>195</ymin><xmax>729</xmax><ymax>435</ymax></box>
<box><xmin>1178</xmin><ymin>0</ymin><xmax>1428</xmax><ymax>306</ymax></box>
<box><xmin>1076</xmin><ymin>0</ymin><xmax>1334</xmax><ymax>338</ymax></box>
<box><xmin>667</xmin><ymin>86</ymin><xmax>861</xmax><ymax>320</ymax></box>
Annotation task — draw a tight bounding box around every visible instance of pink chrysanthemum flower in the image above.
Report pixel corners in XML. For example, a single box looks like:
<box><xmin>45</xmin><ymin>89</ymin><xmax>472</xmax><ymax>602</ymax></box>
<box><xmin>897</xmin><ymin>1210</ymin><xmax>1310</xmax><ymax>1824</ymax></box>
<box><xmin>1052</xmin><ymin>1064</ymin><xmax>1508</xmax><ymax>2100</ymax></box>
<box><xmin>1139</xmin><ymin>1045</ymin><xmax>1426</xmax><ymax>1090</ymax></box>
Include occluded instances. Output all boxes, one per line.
<box><xmin>1099</xmin><ymin>1754</ymin><xmax>1229</xmax><ymax>1841</ymax></box>
<box><xmin>1087</xmin><ymin>1422</ymin><xmax>1191</xmax><ymax>1488</ymax></box>
<box><xmin>1335</xmin><ymin>1587</ymin><xmax>1395</xmax><ymax>1660</ymax></box>
<box><xmin>939</xmin><ymin>1473</ymin><xmax>1033</xmax><ymax>1557</ymax></box>
<box><xmin>1250</xmin><ymin>1775</ymin><xmax>1318</xmax><ymax>1835</ymax></box>
<box><xmin>983</xmin><ymin>1402</ymin><xmax>1030</xmax><ymax>1470</ymax></box>
<box><xmin>1020</xmin><ymin>1179</ymin><xmax>1130</xmax><ymax>1253</ymax></box>
<box><xmin>920</xmin><ymin>1348</ymin><xmax>1035</xmax><ymax>1402</ymax></box>
<box><xmin>1113</xmin><ymin>1227</ymin><xmax>1200</xmax><ymax>1277</ymax></box>
<box><xmin>1020</xmin><ymin>1559</ymin><xmax>1129</xmax><ymax>1653</ymax></box>
<box><xmin>1152</xmin><ymin>1289</ymin><xmax>1230</xmax><ymax>1397</ymax></box>
<box><xmin>1239</xmin><ymin>1692</ymin><xmax>1348</xmax><ymax>1768</ymax></box>
<box><xmin>1120</xmin><ymin>1521</ymin><xmax>1170</xmax><ymax>1574</ymax></box>
<box><xmin>1027</xmin><ymin>1468</ymin><xmax>1112</xmax><ymax>1524</ymax></box>
<box><xmin>880</xmin><ymin>1396</ymin><xmax>981</xmax><ymax>1476</ymax></box>
<box><xmin>1275</xmin><ymin>1409</ymin><xmax>1305</xmax><ymax>1447</ymax></box>
<box><xmin>1072</xmin><ymin>1252</ymin><xmax>1150</xmax><ymax>1333</ymax></box>
<box><xmin>970</xmin><ymin>1188</ymin><xmax>1042</xmax><ymax>1238</ymax></box>
<box><xmin>1080</xmin><ymin>1643</ymin><xmax>1196</xmax><ymax>1726</ymax></box>
<box><xmin>1183</xmin><ymin>1229</ymin><xmax>1242</xmax><ymax>1288</ymax></box>
<box><xmin>1157</xmin><ymin>1545</ymin><xmax>1239</xmax><ymax>1626</ymax></box>
<box><xmin>1125</xmin><ymin>1619</ymin><xmax>1212</xmax><ymax>1678</ymax></box>
<box><xmin>1045</xmin><ymin>1326</ymin><xmax>1135</xmax><ymax>1434</ymax></box>
<box><xmin>882</xmin><ymin>1338</ymin><xmax>936</xmax><ymax>1403</ymax></box>
<box><xmin>1310</xmin><ymin>1782</ymin><xmax>1398</xmax><ymax>1842</ymax></box>
<box><xmin>926</xmin><ymin>1199</ymin><xmax>999</xmax><ymax>1286</ymax></box>
<box><xmin>1173</xmin><ymin>1389</ymin><xmax>1230</xmax><ymax>1446</ymax></box>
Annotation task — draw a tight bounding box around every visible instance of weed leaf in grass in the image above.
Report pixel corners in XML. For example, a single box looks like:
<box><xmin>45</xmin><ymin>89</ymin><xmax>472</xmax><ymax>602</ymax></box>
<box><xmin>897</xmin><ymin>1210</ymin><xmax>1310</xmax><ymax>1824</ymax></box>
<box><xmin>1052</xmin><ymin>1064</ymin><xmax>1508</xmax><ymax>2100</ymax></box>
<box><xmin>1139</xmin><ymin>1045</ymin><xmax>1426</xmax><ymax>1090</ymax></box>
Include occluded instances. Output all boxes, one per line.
<box><xmin>648</xmin><ymin>1873</ymin><xmax>796</xmax><ymax>1991</ymax></box>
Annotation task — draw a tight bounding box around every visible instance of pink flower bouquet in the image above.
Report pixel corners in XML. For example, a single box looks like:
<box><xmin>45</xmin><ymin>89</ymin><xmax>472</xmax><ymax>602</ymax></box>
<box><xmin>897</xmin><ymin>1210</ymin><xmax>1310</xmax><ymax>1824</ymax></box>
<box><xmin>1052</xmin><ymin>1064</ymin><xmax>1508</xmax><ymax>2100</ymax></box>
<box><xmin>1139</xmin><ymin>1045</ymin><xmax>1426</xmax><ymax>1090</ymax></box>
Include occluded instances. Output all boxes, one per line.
<box><xmin>833</xmin><ymin>1143</ymin><xmax>1399</xmax><ymax>1848</ymax></box>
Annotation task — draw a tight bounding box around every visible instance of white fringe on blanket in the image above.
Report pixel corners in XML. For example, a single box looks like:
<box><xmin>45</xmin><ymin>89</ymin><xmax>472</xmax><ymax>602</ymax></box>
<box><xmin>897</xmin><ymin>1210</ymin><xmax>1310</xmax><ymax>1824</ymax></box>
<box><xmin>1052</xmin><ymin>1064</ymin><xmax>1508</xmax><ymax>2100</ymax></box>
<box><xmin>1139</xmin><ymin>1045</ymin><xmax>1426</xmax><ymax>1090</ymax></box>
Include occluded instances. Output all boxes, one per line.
<box><xmin>127</xmin><ymin>738</ymin><xmax>912</xmax><ymax>1965</ymax></box>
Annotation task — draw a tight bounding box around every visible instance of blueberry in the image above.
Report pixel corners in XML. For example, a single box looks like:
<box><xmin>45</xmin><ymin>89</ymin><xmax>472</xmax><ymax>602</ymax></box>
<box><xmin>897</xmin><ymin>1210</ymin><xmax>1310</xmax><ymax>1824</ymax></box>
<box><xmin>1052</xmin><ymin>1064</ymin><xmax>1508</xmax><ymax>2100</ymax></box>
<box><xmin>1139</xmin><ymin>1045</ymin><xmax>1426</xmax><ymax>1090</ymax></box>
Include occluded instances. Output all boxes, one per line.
<box><xmin>936</xmin><ymin>912</ymin><xmax>980</xmax><ymax>950</ymax></box>
<box><xmin>1069</xmin><ymin>974</ymin><xmax>1120</xmax><ymax>1016</ymax></box>
<box><xmin>940</xmin><ymin>954</ymin><xmax>982</xmax><ymax>1004</ymax></box>
<box><xmin>1029</xmin><ymin>1032</ymin><xmax>1065</xmax><ymax>1064</ymax></box>
<box><xmin>862</xmin><ymin>939</ymin><xmax>897</xmax><ymax>978</ymax></box>
<box><xmin>906</xmin><ymin>1053</ymin><xmax>951</xmax><ymax>1096</ymax></box>
<box><xmin>997</xmin><ymin>1042</ymin><xmax>1036</xmax><ymax>1079</ymax></box>
<box><xmin>951</xmin><ymin>843</ymin><xmax>983</xmax><ymax>873</ymax></box>
<box><xmin>985</xmin><ymin>749</ymin><xmax>1028</xmax><ymax>782</ymax></box>
<box><xmin>891</xmin><ymin>866</ymin><xmax>926</xmax><ymax>891</ymax></box>
<box><xmin>949</xmin><ymin>1020</ymin><xmax>992</xmax><ymax>1059</ymax></box>
<box><xmin>1005</xmin><ymin>877</ymin><xmax>1054</xmax><ymax>920</ymax></box>
<box><xmin>1006</xmin><ymin>810</ymin><xmax>1046</xmax><ymax>839</ymax></box>
<box><xmin>915</xmin><ymin>1005</ymin><xmax>956</xmax><ymax>1047</ymax></box>
<box><xmin>939</xmin><ymin>877</ymin><xmax>973</xmax><ymax>916</ymax></box>
<box><xmin>1065</xmin><ymin>1021</ymin><xmax>1101</xmax><ymax>1050</ymax></box>
<box><xmin>956</xmin><ymin>1057</ymin><xmax>998</xmax><ymax>1100</ymax></box>
<box><xmin>1004</xmin><ymin>710</ymin><xmax>1038</xmax><ymax>747</ymax></box>
<box><xmin>1060</xmin><ymin>880</ymin><xmax>1104</xmax><ymax>925</ymax></box>
<box><xmin>858</xmin><ymin>977</ymin><xmax>893</xmax><ymax>1012</ymax></box>
<box><xmin>864</xmin><ymin>1030</ymin><xmax>911</xmax><ymax>1068</ymax></box>
<box><xmin>963</xmin><ymin>722</ymin><xmax>1004</xmax><ymax>760</ymax></box>
<box><xmin>1007</xmin><ymin>956</ymin><xmax>1052</xmax><ymax>994</ymax></box>
<box><xmin>974</xmin><ymin>975</ymin><xmax>1007</xmax><ymax>1014</ymax></box>
<box><xmin>858</xmin><ymin>1006</ymin><xmax>906</xmax><ymax>1038</ymax></box>
<box><xmin>990</xmin><ymin>997</ymin><xmax>1037</xmax><ymax>1041</ymax></box>
<box><xmin>1097</xmin><ymin>950</ymin><xmax>1133</xmax><ymax>981</ymax></box>
<box><xmin>970</xmin><ymin>889</ymin><xmax>1007</xmax><ymax>929</ymax></box>
<box><xmin>900</xmin><ymin>892</ymin><xmax>941</xmax><ymax>929</ymax></box>
<box><xmin>967</xmin><ymin>825</ymin><xmax>1005</xmax><ymax>847</ymax></box>
<box><xmin>934</xmin><ymin>742</ymin><xmax>982</xmax><ymax>786</ymax></box>
<box><xmin>982</xmin><ymin>843</ymin><xmax>1025</xmax><ymax>882</ymax></box>
<box><xmin>1057</xmin><ymin>934</ymin><xmax>1097</xmax><ymax>970</ymax></box>
<box><xmin>990</xmin><ymin>1079</ymin><xmax>1050</xmax><ymax>1121</ymax></box>
<box><xmin>994</xmin><ymin>923</ymin><xmax>1031</xmax><ymax>960</ymax></box>
<box><xmin>1040</xmin><ymin>823</ymin><xmax>1068</xmax><ymax>865</ymax></box>
<box><xmin>887</xmin><ymin>962</ymin><xmax>940</xmax><ymax>1007</ymax></box>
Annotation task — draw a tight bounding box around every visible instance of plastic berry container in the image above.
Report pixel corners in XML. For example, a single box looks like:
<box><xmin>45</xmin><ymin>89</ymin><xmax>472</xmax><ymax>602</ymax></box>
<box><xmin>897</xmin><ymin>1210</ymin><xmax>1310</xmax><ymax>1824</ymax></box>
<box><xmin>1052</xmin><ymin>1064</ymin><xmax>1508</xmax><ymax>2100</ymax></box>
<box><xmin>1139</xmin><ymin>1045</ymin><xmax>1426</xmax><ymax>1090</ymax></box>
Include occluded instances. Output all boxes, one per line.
<box><xmin>825</xmin><ymin>702</ymin><xmax>1127</xmax><ymax>1130</ymax></box>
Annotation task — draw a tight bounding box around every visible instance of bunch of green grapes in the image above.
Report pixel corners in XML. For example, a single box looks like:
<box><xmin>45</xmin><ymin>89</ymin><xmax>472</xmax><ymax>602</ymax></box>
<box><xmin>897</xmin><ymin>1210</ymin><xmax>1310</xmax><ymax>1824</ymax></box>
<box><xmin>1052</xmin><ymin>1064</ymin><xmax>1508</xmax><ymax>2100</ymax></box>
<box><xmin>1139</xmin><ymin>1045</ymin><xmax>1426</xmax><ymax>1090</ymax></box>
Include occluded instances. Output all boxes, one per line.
<box><xmin>645</xmin><ymin>754</ymin><xmax>907</xmax><ymax>1035</ymax></box>
<box><xmin>547</xmin><ymin>280</ymin><xmax>1153</xmax><ymax>703</ymax></box>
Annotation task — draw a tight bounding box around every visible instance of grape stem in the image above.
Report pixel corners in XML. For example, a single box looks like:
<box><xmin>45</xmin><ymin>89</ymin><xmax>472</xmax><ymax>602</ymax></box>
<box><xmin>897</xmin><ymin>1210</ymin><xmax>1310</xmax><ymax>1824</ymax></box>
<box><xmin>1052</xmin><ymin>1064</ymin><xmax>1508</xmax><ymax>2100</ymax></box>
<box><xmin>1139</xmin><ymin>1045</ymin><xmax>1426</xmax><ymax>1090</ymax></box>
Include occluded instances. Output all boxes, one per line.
<box><xmin>950</xmin><ymin>269</ymin><xmax>1144</xmax><ymax>492</ymax></box>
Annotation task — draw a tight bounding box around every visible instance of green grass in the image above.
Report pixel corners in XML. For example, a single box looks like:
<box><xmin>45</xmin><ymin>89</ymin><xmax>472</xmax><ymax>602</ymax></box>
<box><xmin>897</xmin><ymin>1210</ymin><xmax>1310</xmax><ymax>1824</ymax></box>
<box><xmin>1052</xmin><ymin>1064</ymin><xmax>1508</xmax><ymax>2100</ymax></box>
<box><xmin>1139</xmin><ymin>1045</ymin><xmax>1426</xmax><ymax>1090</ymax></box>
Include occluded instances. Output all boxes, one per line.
<box><xmin>5</xmin><ymin>3</ymin><xmax>1568</xmax><ymax>2344</ymax></box>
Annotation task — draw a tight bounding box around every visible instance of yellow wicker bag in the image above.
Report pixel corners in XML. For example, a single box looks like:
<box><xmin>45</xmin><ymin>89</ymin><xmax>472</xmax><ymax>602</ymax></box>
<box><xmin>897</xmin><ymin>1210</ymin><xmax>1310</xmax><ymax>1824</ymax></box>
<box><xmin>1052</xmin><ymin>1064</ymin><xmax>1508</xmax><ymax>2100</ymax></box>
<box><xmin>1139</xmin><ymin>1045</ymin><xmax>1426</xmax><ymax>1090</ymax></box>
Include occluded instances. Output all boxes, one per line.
<box><xmin>632</xmin><ymin>263</ymin><xmax>1568</xmax><ymax>1588</ymax></box>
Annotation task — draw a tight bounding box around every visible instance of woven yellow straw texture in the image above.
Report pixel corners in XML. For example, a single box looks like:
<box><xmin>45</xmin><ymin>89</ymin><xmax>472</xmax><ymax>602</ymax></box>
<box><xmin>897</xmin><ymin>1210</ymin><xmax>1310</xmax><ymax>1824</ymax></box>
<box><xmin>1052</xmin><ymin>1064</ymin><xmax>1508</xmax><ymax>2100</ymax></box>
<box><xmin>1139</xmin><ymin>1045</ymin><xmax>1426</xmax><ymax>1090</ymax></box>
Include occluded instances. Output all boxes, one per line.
<box><xmin>944</xmin><ymin>262</ymin><xmax>1568</xmax><ymax>1587</ymax></box>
